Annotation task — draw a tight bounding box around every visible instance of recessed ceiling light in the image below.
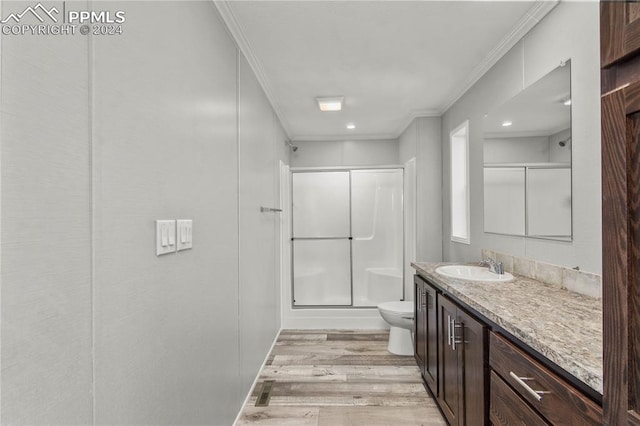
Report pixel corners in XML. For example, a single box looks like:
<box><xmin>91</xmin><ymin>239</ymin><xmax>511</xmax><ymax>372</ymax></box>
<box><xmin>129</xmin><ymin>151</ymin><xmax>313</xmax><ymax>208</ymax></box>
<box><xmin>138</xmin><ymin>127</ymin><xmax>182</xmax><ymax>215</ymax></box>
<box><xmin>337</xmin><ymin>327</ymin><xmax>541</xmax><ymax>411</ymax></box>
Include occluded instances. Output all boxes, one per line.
<box><xmin>502</xmin><ymin>121</ymin><xmax>513</xmax><ymax>127</ymax></box>
<box><xmin>317</xmin><ymin>96</ymin><xmax>344</xmax><ymax>112</ymax></box>
<box><xmin>346</xmin><ymin>123</ymin><xmax>356</xmax><ymax>130</ymax></box>
<box><xmin>563</xmin><ymin>99</ymin><xmax>572</xmax><ymax>106</ymax></box>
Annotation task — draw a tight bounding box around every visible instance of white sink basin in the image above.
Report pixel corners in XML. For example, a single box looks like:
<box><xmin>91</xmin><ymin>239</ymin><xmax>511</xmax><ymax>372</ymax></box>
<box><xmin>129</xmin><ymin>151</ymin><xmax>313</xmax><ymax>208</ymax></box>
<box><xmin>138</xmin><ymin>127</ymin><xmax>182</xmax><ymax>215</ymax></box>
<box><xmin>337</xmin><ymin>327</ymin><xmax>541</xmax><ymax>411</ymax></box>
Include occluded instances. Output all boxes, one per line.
<box><xmin>435</xmin><ymin>265</ymin><xmax>514</xmax><ymax>282</ymax></box>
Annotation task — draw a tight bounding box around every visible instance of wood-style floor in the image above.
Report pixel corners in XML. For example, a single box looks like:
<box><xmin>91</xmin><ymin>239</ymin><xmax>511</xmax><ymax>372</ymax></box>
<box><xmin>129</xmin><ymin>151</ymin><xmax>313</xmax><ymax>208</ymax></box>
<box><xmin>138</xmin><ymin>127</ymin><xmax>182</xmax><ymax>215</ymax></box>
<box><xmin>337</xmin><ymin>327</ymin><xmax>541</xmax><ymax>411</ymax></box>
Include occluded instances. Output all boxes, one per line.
<box><xmin>235</xmin><ymin>329</ymin><xmax>446</xmax><ymax>426</ymax></box>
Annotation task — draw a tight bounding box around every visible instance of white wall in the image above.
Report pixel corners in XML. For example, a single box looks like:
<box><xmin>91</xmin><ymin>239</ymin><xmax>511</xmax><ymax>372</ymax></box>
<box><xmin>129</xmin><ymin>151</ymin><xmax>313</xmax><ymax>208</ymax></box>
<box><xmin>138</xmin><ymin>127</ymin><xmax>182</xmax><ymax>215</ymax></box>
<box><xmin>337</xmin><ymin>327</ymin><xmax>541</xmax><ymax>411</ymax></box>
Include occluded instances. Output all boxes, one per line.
<box><xmin>1</xmin><ymin>2</ymin><xmax>286</xmax><ymax>424</ymax></box>
<box><xmin>1</xmin><ymin>1</ymin><xmax>92</xmax><ymax>422</ymax></box>
<box><xmin>399</xmin><ymin>117</ymin><xmax>443</xmax><ymax>264</ymax></box>
<box><xmin>441</xmin><ymin>1</ymin><xmax>601</xmax><ymax>274</ymax></box>
<box><xmin>92</xmin><ymin>3</ymin><xmax>244</xmax><ymax>423</ymax></box>
<box><xmin>238</xmin><ymin>54</ymin><xmax>282</xmax><ymax>391</ymax></box>
<box><xmin>291</xmin><ymin>139</ymin><xmax>399</xmax><ymax>167</ymax></box>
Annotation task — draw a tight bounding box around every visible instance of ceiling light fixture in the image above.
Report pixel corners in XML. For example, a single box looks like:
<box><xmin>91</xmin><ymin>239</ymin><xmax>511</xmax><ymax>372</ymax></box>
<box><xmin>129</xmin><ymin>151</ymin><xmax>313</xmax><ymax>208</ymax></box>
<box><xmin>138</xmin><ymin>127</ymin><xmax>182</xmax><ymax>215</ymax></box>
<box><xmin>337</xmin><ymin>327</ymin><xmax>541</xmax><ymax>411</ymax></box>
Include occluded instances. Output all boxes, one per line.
<box><xmin>316</xmin><ymin>96</ymin><xmax>344</xmax><ymax>112</ymax></box>
<box><xmin>346</xmin><ymin>123</ymin><xmax>356</xmax><ymax>130</ymax></box>
<box><xmin>501</xmin><ymin>121</ymin><xmax>513</xmax><ymax>127</ymax></box>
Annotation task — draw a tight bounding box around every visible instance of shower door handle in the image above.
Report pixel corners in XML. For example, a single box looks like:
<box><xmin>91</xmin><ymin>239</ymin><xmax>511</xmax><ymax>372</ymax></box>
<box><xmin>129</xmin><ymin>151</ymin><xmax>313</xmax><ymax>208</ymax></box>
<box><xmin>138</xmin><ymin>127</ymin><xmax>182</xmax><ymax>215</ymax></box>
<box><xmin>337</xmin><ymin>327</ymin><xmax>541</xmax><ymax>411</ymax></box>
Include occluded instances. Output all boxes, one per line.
<box><xmin>260</xmin><ymin>206</ymin><xmax>282</xmax><ymax>213</ymax></box>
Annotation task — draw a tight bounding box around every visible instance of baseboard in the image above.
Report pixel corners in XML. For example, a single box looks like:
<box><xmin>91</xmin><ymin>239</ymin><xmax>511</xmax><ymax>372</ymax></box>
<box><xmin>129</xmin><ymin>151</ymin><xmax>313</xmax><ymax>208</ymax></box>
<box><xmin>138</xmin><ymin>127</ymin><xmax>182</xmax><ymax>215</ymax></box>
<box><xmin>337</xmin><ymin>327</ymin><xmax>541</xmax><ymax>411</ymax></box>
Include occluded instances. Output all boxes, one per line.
<box><xmin>232</xmin><ymin>327</ymin><xmax>282</xmax><ymax>426</ymax></box>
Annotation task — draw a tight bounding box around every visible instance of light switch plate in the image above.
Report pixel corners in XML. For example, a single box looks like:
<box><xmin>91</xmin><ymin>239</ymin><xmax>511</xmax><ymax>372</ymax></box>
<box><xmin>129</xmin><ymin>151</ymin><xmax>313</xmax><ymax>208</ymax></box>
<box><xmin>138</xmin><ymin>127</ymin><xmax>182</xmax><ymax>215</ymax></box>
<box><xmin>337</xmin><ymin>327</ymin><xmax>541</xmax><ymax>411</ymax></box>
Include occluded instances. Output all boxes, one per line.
<box><xmin>156</xmin><ymin>220</ymin><xmax>177</xmax><ymax>256</ymax></box>
<box><xmin>177</xmin><ymin>219</ymin><xmax>193</xmax><ymax>251</ymax></box>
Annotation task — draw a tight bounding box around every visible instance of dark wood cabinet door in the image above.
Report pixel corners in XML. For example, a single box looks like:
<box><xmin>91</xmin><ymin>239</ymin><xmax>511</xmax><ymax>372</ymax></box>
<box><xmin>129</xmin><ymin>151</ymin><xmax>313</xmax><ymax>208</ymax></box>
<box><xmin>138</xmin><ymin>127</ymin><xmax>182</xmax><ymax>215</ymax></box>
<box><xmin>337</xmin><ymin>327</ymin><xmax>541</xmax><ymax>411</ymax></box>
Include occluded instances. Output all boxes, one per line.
<box><xmin>601</xmin><ymin>2</ymin><xmax>640</xmax><ymax>67</ymax></box>
<box><xmin>459</xmin><ymin>308</ymin><xmax>487</xmax><ymax>426</ymax></box>
<box><xmin>438</xmin><ymin>295</ymin><xmax>461</xmax><ymax>426</ymax></box>
<box><xmin>601</xmin><ymin>3</ymin><xmax>640</xmax><ymax>423</ymax></box>
<box><xmin>424</xmin><ymin>282</ymin><xmax>438</xmax><ymax>396</ymax></box>
<box><xmin>414</xmin><ymin>277</ymin><xmax>427</xmax><ymax>376</ymax></box>
<box><xmin>414</xmin><ymin>275</ymin><xmax>439</xmax><ymax>397</ymax></box>
<box><xmin>601</xmin><ymin>77</ymin><xmax>640</xmax><ymax>426</ymax></box>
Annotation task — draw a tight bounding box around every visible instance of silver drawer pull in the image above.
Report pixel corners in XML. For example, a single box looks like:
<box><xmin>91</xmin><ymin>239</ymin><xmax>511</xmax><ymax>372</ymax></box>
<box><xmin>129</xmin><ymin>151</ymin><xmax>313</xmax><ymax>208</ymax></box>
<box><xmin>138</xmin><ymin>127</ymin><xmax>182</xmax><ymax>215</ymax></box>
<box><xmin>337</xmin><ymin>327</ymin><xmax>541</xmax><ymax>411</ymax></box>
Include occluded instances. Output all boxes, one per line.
<box><xmin>509</xmin><ymin>371</ymin><xmax>550</xmax><ymax>401</ymax></box>
<box><xmin>451</xmin><ymin>320</ymin><xmax>463</xmax><ymax>351</ymax></box>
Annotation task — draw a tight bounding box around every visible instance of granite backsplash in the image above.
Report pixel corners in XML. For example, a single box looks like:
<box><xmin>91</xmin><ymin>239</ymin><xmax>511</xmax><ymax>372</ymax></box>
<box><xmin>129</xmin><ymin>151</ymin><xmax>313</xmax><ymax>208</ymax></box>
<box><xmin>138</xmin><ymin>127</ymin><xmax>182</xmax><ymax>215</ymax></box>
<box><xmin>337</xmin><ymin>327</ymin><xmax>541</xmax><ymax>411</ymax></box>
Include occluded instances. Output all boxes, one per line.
<box><xmin>481</xmin><ymin>249</ymin><xmax>602</xmax><ymax>299</ymax></box>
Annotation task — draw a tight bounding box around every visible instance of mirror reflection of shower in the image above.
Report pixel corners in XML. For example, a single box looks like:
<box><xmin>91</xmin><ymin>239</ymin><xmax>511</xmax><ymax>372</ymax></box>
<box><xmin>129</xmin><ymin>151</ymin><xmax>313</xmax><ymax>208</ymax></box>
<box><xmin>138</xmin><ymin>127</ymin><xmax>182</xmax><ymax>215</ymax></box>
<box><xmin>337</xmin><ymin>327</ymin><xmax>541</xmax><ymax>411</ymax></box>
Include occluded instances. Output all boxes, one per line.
<box><xmin>482</xmin><ymin>60</ymin><xmax>572</xmax><ymax>241</ymax></box>
<box><xmin>558</xmin><ymin>137</ymin><xmax>571</xmax><ymax>147</ymax></box>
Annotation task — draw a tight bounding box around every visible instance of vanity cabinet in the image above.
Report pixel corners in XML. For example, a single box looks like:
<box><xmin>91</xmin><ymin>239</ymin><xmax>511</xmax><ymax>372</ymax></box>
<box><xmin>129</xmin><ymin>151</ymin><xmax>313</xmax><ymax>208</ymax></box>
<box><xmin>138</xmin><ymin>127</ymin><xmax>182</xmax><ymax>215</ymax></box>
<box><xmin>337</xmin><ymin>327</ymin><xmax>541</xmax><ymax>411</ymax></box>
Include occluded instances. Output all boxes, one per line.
<box><xmin>437</xmin><ymin>295</ymin><xmax>487</xmax><ymax>426</ymax></box>
<box><xmin>414</xmin><ymin>275</ymin><xmax>488</xmax><ymax>426</ymax></box>
<box><xmin>413</xmin><ymin>273</ymin><xmax>602</xmax><ymax>425</ymax></box>
<box><xmin>414</xmin><ymin>275</ymin><xmax>438</xmax><ymax>396</ymax></box>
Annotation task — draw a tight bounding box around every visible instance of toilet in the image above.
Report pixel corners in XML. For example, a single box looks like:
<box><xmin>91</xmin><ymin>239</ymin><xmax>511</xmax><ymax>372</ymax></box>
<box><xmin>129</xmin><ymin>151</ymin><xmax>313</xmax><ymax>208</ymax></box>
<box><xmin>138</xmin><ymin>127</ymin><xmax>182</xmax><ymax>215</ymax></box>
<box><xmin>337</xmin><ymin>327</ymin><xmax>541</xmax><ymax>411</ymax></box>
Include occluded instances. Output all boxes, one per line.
<box><xmin>377</xmin><ymin>301</ymin><xmax>414</xmax><ymax>356</ymax></box>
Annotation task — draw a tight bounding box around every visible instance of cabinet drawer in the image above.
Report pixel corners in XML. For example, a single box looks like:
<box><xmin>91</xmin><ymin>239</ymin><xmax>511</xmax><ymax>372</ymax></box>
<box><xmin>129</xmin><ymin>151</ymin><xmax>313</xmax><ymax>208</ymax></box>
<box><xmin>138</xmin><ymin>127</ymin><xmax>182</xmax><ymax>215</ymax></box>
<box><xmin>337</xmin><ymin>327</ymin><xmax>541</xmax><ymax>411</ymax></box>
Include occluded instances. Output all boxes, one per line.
<box><xmin>490</xmin><ymin>370</ymin><xmax>549</xmax><ymax>426</ymax></box>
<box><xmin>489</xmin><ymin>332</ymin><xmax>601</xmax><ymax>425</ymax></box>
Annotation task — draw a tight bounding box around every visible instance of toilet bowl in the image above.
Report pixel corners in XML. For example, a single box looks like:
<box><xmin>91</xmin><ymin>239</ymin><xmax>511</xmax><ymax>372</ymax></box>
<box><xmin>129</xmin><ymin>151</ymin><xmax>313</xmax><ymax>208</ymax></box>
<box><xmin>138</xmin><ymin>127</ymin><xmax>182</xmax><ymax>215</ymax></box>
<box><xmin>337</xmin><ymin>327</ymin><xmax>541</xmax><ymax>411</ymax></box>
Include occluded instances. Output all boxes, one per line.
<box><xmin>377</xmin><ymin>301</ymin><xmax>414</xmax><ymax>356</ymax></box>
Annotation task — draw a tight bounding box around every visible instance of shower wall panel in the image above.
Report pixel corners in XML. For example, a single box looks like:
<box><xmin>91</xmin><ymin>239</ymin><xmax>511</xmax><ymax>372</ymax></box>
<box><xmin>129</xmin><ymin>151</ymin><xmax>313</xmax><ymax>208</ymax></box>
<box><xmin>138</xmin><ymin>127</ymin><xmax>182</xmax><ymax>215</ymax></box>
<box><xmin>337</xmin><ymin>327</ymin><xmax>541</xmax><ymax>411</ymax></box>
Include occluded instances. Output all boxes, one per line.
<box><xmin>351</xmin><ymin>170</ymin><xmax>404</xmax><ymax>306</ymax></box>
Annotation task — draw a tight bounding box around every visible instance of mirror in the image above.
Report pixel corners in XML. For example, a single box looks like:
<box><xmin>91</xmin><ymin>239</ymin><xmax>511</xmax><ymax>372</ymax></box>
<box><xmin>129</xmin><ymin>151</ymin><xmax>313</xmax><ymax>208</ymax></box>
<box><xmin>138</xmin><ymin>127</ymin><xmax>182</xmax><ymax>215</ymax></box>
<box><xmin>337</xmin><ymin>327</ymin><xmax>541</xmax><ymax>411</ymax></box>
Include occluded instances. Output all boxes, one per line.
<box><xmin>483</xmin><ymin>61</ymin><xmax>571</xmax><ymax>241</ymax></box>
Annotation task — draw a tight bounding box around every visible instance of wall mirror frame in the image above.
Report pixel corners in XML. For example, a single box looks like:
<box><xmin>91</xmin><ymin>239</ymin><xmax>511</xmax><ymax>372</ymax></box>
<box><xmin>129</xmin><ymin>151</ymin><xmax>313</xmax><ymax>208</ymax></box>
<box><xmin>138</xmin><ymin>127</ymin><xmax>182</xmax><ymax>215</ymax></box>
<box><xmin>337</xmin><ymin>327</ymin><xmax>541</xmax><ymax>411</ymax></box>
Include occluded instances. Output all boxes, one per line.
<box><xmin>483</xmin><ymin>60</ymin><xmax>572</xmax><ymax>241</ymax></box>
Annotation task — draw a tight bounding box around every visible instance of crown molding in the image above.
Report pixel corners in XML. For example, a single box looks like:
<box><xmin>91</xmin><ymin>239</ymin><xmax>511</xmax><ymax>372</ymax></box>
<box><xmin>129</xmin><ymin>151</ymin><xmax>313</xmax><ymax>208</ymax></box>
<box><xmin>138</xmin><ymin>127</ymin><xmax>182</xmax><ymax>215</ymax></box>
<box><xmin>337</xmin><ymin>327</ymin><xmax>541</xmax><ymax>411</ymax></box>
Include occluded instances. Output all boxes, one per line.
<box><xmin>439</xmin><ymin>0</ymin><xmax>558</xmax><ymax>115</ymax></box>
<box><xmin>410</xmin><ymin>109</ymin><xmax>442</xmax><ymax>119</ymax></box>
<box><xmin>394</xmin><ymin>109</ymin><xmax>442</xmax><ymax>138</ymax></box>
<box><xmin>213</xmin><ymin>1</ymin><xmax>293</xmax><ymax>139</ymax></box>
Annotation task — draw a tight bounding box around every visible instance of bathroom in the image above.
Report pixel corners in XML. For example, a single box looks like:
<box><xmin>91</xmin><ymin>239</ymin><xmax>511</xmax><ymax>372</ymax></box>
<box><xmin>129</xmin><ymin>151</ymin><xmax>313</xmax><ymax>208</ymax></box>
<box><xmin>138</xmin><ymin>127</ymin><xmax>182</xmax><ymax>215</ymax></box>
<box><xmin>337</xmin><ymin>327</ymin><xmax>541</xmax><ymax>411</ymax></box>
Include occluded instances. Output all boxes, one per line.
<box><xmin>1</xmin><ymin>0</ymin><xmax>626</xmax><ymax>425</ymax></box>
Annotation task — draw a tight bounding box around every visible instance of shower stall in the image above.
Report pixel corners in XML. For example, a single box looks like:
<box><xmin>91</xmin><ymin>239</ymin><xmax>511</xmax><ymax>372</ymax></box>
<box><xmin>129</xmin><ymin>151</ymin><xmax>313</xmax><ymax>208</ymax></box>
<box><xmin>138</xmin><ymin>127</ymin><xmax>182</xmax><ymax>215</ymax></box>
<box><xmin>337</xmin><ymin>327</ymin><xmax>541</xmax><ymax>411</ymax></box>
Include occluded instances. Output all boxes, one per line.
<box><xmin>291</xmin><ymin>168</ymin><xmax>404</xmax><ymax>308</ymax></box>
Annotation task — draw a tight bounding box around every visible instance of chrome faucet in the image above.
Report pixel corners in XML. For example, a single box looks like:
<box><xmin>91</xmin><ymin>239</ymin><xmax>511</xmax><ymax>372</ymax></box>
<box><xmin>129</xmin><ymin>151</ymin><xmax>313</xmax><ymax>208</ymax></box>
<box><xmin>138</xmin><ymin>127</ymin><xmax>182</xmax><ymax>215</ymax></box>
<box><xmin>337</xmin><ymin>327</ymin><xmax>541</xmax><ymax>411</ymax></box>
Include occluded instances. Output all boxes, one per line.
<box><xmin>480</xmin><ymin>257</ymin><xmax>504</xmax><ymax>275</ymax></box>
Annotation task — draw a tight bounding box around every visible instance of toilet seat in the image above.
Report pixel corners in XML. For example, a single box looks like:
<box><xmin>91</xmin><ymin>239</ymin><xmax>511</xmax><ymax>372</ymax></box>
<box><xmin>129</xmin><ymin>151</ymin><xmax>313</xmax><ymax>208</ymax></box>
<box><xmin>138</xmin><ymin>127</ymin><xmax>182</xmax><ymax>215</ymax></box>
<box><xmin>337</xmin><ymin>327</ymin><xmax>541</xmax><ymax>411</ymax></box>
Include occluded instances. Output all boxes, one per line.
<box><xmin>378</xmin><ymin>301</ymin><xmax>413</xmax><ymax>317</ymax></box>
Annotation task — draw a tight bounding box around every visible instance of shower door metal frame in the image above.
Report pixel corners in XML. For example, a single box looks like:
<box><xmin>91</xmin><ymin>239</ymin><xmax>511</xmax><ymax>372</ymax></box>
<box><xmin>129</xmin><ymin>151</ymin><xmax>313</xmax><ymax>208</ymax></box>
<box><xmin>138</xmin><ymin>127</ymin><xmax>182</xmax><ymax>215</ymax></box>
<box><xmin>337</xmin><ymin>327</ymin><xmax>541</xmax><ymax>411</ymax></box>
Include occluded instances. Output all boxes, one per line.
<box><xmin>290</xmin><ymin>165</ymin><xmax>405</xmax><ymax>309</ymax></box>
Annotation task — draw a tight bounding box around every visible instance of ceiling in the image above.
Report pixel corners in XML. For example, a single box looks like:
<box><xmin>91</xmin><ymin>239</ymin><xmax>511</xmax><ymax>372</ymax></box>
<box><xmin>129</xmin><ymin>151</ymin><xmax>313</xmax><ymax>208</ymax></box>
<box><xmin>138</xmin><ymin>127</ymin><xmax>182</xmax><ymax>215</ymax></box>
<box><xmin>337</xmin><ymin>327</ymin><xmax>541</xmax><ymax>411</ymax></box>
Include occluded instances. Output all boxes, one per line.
<box><xmin>216</xmin><ymin>1</ymin><xmax>556</xmax><ymax>142</ymax></box>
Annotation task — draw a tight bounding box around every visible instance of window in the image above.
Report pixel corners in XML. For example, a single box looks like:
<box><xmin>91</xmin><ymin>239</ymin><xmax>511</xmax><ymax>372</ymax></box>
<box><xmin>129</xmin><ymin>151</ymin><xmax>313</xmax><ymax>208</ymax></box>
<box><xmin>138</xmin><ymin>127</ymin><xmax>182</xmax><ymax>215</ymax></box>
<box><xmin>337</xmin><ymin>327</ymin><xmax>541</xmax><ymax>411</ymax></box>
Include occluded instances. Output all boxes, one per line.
<box><xmin>450</xmin><ymin>121</ymin><xmax>470</xmax><ymax>244</ymax></box>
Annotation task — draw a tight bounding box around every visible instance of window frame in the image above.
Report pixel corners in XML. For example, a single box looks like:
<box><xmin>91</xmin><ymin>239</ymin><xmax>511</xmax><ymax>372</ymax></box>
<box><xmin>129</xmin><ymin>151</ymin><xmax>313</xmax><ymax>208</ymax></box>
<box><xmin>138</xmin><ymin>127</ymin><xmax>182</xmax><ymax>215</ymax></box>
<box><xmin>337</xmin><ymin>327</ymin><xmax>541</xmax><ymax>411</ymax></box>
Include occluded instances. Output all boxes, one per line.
<box><xmin>450</xmin><ymin>120</ymin><xmax>471</xmax><ymax>245</ymax></box>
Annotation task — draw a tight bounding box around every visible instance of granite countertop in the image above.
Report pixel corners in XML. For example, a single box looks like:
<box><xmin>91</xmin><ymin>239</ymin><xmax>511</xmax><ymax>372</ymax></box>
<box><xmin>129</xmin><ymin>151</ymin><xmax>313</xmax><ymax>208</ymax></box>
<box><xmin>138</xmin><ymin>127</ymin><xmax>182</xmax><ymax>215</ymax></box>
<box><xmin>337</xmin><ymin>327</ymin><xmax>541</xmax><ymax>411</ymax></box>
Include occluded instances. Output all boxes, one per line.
<box><xmin>412</xmin><ymin>261</ymin><xmax>603</xmax><ymax>395</ymax></box>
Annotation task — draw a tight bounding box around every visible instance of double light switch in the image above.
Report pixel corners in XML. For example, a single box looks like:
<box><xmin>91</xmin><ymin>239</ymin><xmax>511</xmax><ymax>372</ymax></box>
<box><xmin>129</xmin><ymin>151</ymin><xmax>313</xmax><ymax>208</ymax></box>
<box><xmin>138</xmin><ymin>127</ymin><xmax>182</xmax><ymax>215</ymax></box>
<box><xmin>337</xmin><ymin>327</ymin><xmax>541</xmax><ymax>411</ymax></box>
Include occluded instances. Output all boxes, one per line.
<box><xmin>156</xmin><ymin>219</ymin><xmax>193</xmax><ymax>256</ymax></box>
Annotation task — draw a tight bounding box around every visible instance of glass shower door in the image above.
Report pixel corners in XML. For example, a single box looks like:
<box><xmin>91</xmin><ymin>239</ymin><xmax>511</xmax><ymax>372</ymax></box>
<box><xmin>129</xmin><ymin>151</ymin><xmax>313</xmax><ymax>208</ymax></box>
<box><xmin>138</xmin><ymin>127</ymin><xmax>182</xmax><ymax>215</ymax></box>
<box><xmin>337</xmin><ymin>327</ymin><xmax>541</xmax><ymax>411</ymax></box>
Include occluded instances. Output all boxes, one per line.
<box><xmin>292</xmin><ymin>172</ymin><xmax>352</xmax><ymax>306</ymax></box>
<box><xmin>351</xmin><ymin>169</ymin><xmax>403</xmax><ymax>306</ymax></box>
